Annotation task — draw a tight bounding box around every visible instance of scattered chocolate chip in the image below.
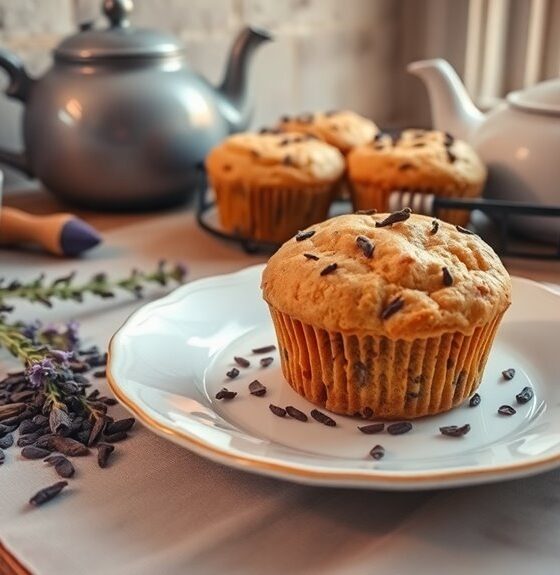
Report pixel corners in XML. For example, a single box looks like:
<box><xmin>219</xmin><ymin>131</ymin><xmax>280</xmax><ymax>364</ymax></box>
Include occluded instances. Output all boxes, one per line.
<box><xmin>369</xmin><ymin>445</ymin><xmax>385</xmax><ymax>460</ymax></box>
<box><xmin>498</xmin><ymin>405</ymin><xmax>516</xmax><ymax>416</ymax></box>
<box><xmin>252</xmin><ymin>345</ymin><xmax>276</xmax><ymax>354</ymax></box>
<box><xmin>44</xmin><ymin>455</ymin><xmax>75</xmax><ymax>478</ymax></box>
<box><xmin>32</xmin><ymin>414</ymin><xmax>48</xmax><ymax>427</ymax></box>
<box><xmin>439</xmin><ymin>424</ymin><xmax>471</xmax><ymax>437</ymax></box>
<box><xmin>103</xmin><ymin>431</ymin><xmax>127</xmax><ymax>443</ymax></box>
<box><xmin>17</xmin><ymin>432</ymin><xmax>42</xmax><ymax>447</ymax></box>
<box><xmin>215</xmin><ymin>388</ymin><xmax>237</xmax><ymax>400</ymax></box>
<box><xmin>250</xmin><ymin>150</ymin><xmax>260</xmax><ymax>158</ymax></box>
<box><xmin>303</xmin><ymin>253</ymin><xmax>319</xmax><ymax>261</ymax></box>
<box><xmin>97</xmin><ymin>443</ymin><xmax>115</xmax><ymax>468</ymax></box>
<box><xmin>283</xmin><ymin>155</ymin><xmax>294</xmax><ymax>166</ymax></box>
<box><xmin>93</xmin><ymin>370</ymin><xmax>106</xmax><ymax>378</ymax></box>
<box><xmin>29</xmin><ymin>481</ymin><xmax>68</xmax><ymax>507</ymax></box>
<box><xmin>375</xmin><ymin>208</ymin><xmax>412</xmax><ymax>228</ymax></box>
<box><xmin>105</xmin><ymin>418</ymin><xmax>135</xmax><ymax>435</ymax></box>
<box><xmin>516</xmin><ymin>386</ymin><xmax>534</xmax><ymax>405</ymax></box>
<box><xmin>19</xmin><ymin>419</ymin><xmax>40</xmax><ymax>435</ymax></box>
<box><xmin>285</xmin><ymin>406</ymin><xmax>308</xmax><ymax>422</ymax></box>
<box><xmin>398</xmin><ymin>162</ymin><xmax>415</xmax><ymax>171</ymax></box>
<box><xmin>358</xmin><ymin>423</ymin><xmax>384</xmax><ymax>434</ymax></box>
<box><xmin>21</xmin><ymin>446</ymin><xmax>51</xmax><ymax>460</ymax></box>
<box><xmin>295</xmin><ymin>230</ymin><xmax>315</xmax><ymax>242</ymax></box>
<box><xmin>456</xmin><ymin>225</ymin><xmax>475</xmax><ymax>235</ymax></box>
<box><xmin>387</xmin><ymin>422</ymin><xmax>412</xmax><ymax>435</ymax></box>
<box><xmin>320</xmin><ymin>263</ymin><xmax>338</xmax><ymax>276</ymax></box>
<box><xmin>355</xmin><ymin>209</ymin><xmax>377</xmax><ymax>215</ymax></box>
<box><xmin>269</xmin><ymin>404</ymin><xmax>287</xmax><ymax>418</ymax></box>
<box><xmin>0</xmin><ymin>434</ymin><xmax>13</xmax><ymax>449</ymax></box>
<box><xmin>226</xmin><ymin>368</ymin><xmax>240</xmax><ymax>379</ymax></box>
<box><xmin>47</xmin><ymin>436</ymin><xmax>89</xmax><ymax>457</ymax></box>
<box><xmin>412</xmin><ymin>142</ymin><xmax>426</xmax><ymax>148</ymax></box>
<box><xmin>444</xmin><ymin>132</ymin><xmax>455</xmax><ymax>146</ymax></box>
<box><xmin>310</xmin><ymin>409</ymin><xmax>336</xmax><ymax>427</ymax></box>
<box><xmin>446</xmin><ymin>150</ymin><xmax>456</xmax><ymax>163</ymax></box>
<box><xmin>260</xmin><ymin>357</ymin><xmax>274</xmax><ymax>368</ymax></box>
<box><xmin>469</xmin><ymin>393</ymin><xmax>481</xmax><ymax>407</ymax></box>
<box><xmin>356</xmin><ymin>236</ymin><xmax>375</xmax><ymax>258</ymax></box>
<box><xmin>380</xmin><ymin>296</ymin><xmax>404</xmax><ymax>320</ymax></box>
<box><xmin>234</xmin><ymin>356</ymin><xmax>251</xmax><ymax>368</ymax></box>
<box><xmin>249</xmin><ymin>380</ymin><xmax>267</xmax><ymax>397</ymax></box>
<box><xmin>502</xmin><ymin>368</ymin><xmax>516</xmax><ymax>381</ymax></box>
<box><xmin>49</xmin><ymin>406</ymin><xmax>72</xmax><ymax>436</ymax></box>
<box><xmin>442</xmin><ymin>267</ymin><xmax>453</xmax><ymax>287</ymax></box>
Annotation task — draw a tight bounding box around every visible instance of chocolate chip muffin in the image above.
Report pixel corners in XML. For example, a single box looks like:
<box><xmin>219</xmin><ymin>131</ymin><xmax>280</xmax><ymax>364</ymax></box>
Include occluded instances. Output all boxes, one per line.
<box><xmin>348</xmin><ymin>130</ymin><xmax>486</xmax><ymax>226</ymax></box>
<box><xmin>262</xmin><ymin>210</ymin><xmax>511</xmax><ymax>419</ymax></box>
<box><xmin>277</xmin><ymin>110</ymin><xmax>379</xmax><ymax>155</ymax></box>
<box><xmin>206</xmin><ymin>132</ymin><xmax>345</xmax><ymax>244</ymax></box>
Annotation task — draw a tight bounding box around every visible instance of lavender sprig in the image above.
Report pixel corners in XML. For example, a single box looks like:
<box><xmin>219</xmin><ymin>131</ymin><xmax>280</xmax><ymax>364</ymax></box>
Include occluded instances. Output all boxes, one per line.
<box><xmin>0</xmin><ymin>263</ymin><xmax>187</xmax><ymax>504</ymax></box>
<box><xmin>0</xmin><ymin>261</ymin><xmax>187</xmax><ymax>310</ymax></box>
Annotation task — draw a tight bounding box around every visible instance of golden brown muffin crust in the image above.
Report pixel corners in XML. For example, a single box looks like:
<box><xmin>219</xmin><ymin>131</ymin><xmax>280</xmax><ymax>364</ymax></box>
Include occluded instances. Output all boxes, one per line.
<box><xmin>262</xmin><ymin>212</ymin><xmax>511</xmax><ymax>340</ymax></box>
<box><xmin>278</xmin><ymin>111</ymin><xmax>379</xmax><ymax>154</ymax></box>
<box><xmin>206</xmin><ymin>132</ymin><xmax>345</xmax><ymax>189</ymax></box>
<box><xmin>347</xmin><ymin>129</ymin><xmax>486</xmax><ymax>195</ymax></box>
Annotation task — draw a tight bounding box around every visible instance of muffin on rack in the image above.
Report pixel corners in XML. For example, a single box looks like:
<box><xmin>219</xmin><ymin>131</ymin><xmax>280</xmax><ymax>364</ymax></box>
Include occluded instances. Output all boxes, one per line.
<box><xmin>347</xmin><ymin>130</ymin><xmax>486</xmax><ymax>225</ymax></box>
<box><xmin>262</xmin><ymin>210</ymin><xmax>511</xmax><ymax>420</ymax></box>
<box><xmin>205</xmin><ymin>132</ymin><xmax>345</xmax><ymax>244</ymax></box>
<box><xmin>277</xmin><ymin>110</ymin><xmax>379</xmax><ymax>155</ymax></box>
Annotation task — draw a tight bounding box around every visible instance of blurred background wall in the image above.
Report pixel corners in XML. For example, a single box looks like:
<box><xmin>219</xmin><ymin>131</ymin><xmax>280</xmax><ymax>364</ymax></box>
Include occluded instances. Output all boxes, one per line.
<box><xmin>0</xmin><ymin>0</ymin><xmax>559</xmax><ymax>186</ymax></box>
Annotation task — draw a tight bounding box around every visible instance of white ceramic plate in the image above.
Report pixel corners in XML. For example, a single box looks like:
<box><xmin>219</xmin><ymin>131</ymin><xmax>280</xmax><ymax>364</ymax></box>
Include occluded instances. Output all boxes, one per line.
<box><xmin>108</xmin><ymin>265</ymin><xmax>560</xmax><ymax>490</ymax></box>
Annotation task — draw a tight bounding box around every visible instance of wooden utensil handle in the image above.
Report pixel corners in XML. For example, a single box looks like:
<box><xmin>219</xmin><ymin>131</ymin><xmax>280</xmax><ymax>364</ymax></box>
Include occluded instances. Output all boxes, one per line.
<box><xmin>0</xmin><ymin>206</ymin><xmax>72</xmax><ymax>255</ymax></box>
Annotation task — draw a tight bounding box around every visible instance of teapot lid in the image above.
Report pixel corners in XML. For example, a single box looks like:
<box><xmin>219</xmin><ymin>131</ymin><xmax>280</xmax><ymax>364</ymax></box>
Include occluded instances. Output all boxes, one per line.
<box><xmin>55</xmin><ymin>0</ymin><xmax>183</xmax><ymax>62</ymax></box>
<box><xmin>507</xmin><ymin>78</ymin><xmax>560</xmax><ymax>117</ymax></box>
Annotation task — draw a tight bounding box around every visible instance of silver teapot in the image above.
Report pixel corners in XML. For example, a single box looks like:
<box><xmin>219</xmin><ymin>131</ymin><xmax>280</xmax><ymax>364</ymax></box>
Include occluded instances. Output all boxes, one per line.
<box><xmin>0</xmin><ymin>0</ymin><xmax>271</xmax><ymax>210</ymax></box>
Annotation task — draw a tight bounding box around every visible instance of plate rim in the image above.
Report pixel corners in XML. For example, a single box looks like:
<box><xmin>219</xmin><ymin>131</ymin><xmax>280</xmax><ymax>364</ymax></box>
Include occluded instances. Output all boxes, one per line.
<box><xmin>107</xmin><ymin>265</ymin><xmax>560</xmax><ymax>489</ymax></box>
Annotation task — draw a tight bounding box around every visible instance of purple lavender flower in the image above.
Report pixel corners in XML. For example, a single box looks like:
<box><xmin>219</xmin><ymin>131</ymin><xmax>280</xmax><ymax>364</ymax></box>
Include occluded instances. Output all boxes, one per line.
<box><xmin>26</xmin><ymin>358</ymin><xmax>57</xmax><ymax>388</ymax></box>
<box><xmin>20</xmin><ymin>320</ymin><xmax>42</xmax><ymax>343</ymax></box>
<box><xmin>49</xmin><ymin>349</ymin><xmax>74</xmax><ymax>364</ymax></box>
<box><xmin>66</xmin><ymin>320</ymin><xmax>80</xmax><ymax>349</ymax></box>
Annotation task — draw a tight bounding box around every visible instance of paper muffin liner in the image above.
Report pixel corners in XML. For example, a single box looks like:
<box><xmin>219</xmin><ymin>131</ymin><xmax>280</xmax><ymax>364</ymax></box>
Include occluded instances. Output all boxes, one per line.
<box><xmin>349</xmin><ymin>182</ymin><xmax>479</xmax><ymax>226</ymax></box>
<box><xmin>213</xmin><ymin>181</ymin><xmax>335</xmax><ymax>244</ymax></box>
<box><xmin>269</xmin><ymin>306</ymin><xmax>504</xmax><ymax>420</ymax></box>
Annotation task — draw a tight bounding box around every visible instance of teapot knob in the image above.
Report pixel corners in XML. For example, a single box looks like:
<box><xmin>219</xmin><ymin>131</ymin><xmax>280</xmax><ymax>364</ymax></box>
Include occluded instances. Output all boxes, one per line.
<box><xmin>103</xmin><ymin>0</ymin><xmax>133</xmax><ymax>28</ymax></box>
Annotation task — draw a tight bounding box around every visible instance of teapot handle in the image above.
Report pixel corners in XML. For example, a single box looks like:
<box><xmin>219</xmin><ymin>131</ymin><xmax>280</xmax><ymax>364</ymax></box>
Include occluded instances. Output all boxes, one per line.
<box><xmin>0</xmin><ymin>50</ymin><xmax>33</xmax><ymax>175</ymax></box>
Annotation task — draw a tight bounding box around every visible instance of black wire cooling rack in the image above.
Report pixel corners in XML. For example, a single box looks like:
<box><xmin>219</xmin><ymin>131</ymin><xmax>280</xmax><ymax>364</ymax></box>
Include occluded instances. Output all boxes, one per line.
<box><xmin>195</xmin><ymin>171</ymin><xmax>560</xmax><ymax>260</ymax></box>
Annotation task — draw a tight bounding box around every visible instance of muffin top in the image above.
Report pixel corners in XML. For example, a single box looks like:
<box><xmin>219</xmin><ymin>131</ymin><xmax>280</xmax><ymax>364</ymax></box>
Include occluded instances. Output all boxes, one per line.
<box><xmin>348</xmin><ymin>129</ymin><xmax>486</xmax><ymax>194</ymax></box>
<box><xmin>277</xmin><ymin>111</ymin><xmax>379</xmax><ymax>154</ymax></box>
<box><xmin>206</xmin><ymin>132</ymin><xmax>345</xmax><ymax>188</ymax></box>
<box><xmin>262</xmin><ymin>211</ymin><xmax>511</xmax><ymax>340</ymax></box>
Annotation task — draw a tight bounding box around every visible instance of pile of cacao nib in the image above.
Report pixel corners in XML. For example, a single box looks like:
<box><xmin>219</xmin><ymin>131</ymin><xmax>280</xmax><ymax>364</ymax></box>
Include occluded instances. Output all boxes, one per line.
<box><xmin>0</xmin><ymin>346</ymin><xmax>135</xmax><ymax>507</ymax></box>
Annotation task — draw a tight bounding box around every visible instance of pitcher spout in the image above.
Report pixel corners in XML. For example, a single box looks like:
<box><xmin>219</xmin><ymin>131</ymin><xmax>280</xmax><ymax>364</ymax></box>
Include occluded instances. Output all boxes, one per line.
<box><xmin>408</xmin><ymin>58</ymin><xmax>485</xmax><ymax>142</ymax></box>
<box><xmin>217</xmin><ymin>26</ymin><xmax>272</xmax><ymax>133</ymax></box>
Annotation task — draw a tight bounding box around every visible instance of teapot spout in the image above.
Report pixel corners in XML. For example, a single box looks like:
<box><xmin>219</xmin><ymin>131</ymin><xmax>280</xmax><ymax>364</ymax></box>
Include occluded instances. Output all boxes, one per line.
<box><xmin>217</xmin><ymin>26</ymin><xmax>272</xmax><ymax>133</ymax></box>
<box><xmin>408</xmin><ymin>58</ymin><xmax>485</xmax><ymax>142</ymax></box>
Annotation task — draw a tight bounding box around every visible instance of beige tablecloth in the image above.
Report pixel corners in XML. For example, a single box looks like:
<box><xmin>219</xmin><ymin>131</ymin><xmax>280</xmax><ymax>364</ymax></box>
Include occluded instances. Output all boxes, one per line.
<box><xmin>1</xmin><ymin>212</ymin><xmax>560</xmax><ymax>575</ymax></box>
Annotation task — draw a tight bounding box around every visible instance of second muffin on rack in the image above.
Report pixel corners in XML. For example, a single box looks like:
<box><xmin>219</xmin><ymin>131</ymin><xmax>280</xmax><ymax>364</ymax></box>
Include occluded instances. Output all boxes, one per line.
<box><xmin>206</xmin><ymin>132</ymin><xmax>345</xmax><ymax>245</ymax></box>
<box><xmin>348</xmin><ymin>129</ymin><xmax>486</xmax><ymax>225</ymax></box>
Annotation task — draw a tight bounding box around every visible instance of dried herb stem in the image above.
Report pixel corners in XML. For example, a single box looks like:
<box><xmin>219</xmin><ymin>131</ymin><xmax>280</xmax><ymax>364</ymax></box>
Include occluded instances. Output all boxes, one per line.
<box><xmin>0</xmin><ymin>261</ymin><xmax>187</xmax><ymax>311</ymax></box>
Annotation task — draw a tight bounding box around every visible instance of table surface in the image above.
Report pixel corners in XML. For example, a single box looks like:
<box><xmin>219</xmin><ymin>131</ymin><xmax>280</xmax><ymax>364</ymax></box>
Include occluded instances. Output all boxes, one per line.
<box><xmin>2</xmin><ymin>187</ymin><xmax>560</xmax><ymax>575</ymax></box>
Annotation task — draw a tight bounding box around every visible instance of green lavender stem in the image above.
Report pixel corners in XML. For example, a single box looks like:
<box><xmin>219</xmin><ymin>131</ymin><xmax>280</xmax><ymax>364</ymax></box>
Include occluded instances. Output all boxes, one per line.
<box><xmin>0</xmin><ymin>262</ymin><xmax>186</xmax><ymax>310</ymax></box>
<box><xmin>0</xmin><ymin>319</ymin><xmax>46</xmax><ymax>365</ymax></box>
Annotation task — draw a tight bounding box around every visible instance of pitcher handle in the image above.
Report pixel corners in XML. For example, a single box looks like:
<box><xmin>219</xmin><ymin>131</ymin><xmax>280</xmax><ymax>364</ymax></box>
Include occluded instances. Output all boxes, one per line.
<box><xmin>0</xmin><ymin>50</ymin><xmax>33</xmax><ymax>175</ymax></box>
